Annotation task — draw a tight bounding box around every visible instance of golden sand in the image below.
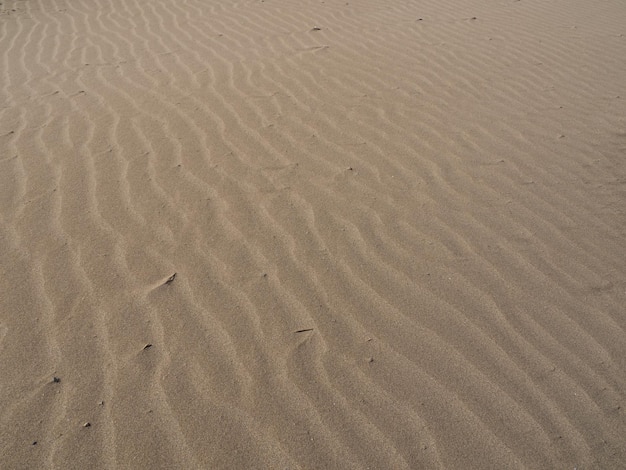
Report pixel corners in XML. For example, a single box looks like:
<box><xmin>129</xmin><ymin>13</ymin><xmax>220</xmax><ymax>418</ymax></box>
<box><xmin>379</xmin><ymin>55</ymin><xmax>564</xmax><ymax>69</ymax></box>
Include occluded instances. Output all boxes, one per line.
<box><xmin>1</xmin><ymin>0</ymin><xmax>625</xmax><ymax>467</ymax></box>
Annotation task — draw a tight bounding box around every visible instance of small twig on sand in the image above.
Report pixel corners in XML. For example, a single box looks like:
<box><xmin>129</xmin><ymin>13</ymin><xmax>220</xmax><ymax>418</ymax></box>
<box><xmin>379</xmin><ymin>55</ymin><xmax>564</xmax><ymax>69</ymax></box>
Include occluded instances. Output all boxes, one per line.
<box><xmin>295</xmin><ymin>328</ymin><xmax>314</xmax><ymax>333</ymax></box>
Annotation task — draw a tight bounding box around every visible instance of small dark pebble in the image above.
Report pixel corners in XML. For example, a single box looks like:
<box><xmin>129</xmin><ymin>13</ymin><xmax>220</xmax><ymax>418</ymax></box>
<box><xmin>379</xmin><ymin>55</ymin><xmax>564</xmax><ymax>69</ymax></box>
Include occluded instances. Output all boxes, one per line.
<box><xmin>368</xmin><ymin>357</ymin><xmax>374</xmax><ymax>363</ymax></box>
<box><xmin>143</xmin><ymin>343</ymin><xmax>153</xmax><ymax>350</ymax></box>
<box><xmin>32</xmin><ymin>441</ymin><xmax>37</xmax><ymax>446</ymax></box>
<box><xmin>312</xmin><ymin>27</ymin><xmax>322</xmax><ymax>31</ymax></box>
<box><xmin>52</xmin><ymin>377</ymin><xmax>61</xmax><ymax>384</ymax></box>
<box><xmin>83</xmin><ymin>422</ymin><xmax>91</xmax><ymax>428</ymax></box>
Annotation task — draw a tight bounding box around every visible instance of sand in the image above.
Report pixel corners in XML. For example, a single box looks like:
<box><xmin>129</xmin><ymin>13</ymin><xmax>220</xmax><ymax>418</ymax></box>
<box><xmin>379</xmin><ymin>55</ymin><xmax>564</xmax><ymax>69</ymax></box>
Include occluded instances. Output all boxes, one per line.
<box><xmin>1</xmin><ymin>0</ymin><xmax>625</xmax><ymax>468</ymax></box>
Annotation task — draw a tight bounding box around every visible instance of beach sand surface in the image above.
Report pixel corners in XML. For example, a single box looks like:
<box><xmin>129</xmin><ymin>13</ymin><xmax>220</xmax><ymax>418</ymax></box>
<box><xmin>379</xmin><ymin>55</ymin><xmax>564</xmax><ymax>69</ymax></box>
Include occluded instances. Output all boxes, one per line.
<box><xmin>1</xmin><ymin>0</ymin><xmax>625</xmax><ymax>468</ymax></box>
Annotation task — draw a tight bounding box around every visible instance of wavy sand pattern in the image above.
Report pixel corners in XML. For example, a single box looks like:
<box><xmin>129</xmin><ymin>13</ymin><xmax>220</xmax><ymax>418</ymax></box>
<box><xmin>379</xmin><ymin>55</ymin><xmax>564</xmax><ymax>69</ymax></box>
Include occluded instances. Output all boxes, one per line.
<box><xmin>1</xmin><ymin>0</ymin><xmax>625</xmax><ymax>468</ymax></box>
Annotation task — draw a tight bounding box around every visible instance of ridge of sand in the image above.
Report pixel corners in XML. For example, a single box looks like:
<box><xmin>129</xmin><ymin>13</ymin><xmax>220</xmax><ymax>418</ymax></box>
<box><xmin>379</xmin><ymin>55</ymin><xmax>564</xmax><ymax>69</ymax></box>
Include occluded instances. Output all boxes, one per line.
<box><xmin>1</xmin><ymin>0</ymin><xmax>625</xmax><ymax>468</ymax></box>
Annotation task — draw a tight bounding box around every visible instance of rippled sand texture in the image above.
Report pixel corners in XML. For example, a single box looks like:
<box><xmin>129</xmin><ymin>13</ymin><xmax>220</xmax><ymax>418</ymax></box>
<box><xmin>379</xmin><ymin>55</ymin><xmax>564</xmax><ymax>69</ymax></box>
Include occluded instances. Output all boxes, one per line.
<box><xmin>1</xmin><ymin>0</ymin><xmax>625</xmax><ymax>468</ymax></box>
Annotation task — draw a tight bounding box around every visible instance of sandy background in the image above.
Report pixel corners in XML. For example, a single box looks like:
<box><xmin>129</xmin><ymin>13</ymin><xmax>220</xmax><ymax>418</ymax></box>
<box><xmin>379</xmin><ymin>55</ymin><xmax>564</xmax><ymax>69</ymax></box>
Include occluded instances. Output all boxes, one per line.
<box><xmin>1</xmin><ymin>0</ymin><xmax>625</xmax><ymax>468</ymax></box>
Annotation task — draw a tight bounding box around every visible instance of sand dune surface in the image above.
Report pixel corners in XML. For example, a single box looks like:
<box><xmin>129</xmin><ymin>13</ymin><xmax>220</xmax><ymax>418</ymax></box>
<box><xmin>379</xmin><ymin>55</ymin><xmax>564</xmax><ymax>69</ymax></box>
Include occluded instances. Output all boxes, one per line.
<box><xmin>1</xmin><ymin>0</ymin><xmax>626</xmax><ymax>468</ymax></box>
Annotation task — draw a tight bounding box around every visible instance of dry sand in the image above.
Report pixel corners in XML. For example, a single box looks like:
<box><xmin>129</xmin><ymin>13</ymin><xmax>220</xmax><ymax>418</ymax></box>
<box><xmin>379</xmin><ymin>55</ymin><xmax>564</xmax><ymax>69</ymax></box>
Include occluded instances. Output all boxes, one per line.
<box><xmin>1</xmin><ymin>0</ymin><xmax>625</xmax><ymax>468</ymax></box>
